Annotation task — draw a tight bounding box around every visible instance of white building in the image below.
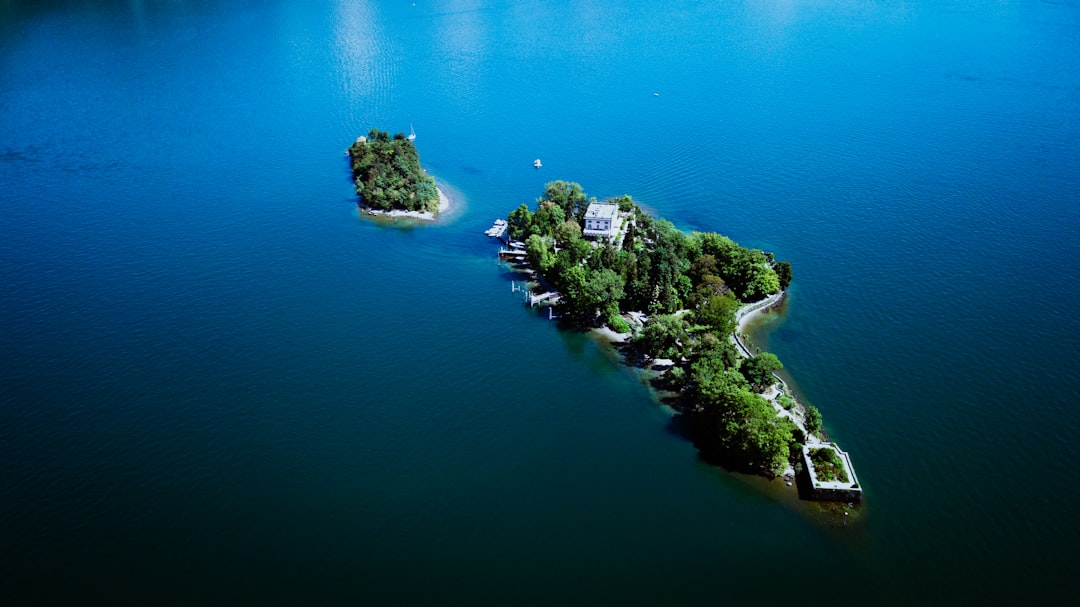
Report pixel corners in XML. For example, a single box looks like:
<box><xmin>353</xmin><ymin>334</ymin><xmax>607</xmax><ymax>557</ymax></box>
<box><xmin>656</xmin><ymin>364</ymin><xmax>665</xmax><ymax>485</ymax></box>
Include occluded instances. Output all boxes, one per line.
<box><xmin>582</xmin><ymin>202</ymin><xmax>620</xmax><ymax>240</ymax></box>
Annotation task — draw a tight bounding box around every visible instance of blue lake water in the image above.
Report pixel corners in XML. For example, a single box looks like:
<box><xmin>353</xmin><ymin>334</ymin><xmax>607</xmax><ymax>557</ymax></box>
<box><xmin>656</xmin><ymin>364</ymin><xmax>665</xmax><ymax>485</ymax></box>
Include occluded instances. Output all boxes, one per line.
<box><xmin>2</xmin><ymin>0</ymin><xmax>1078</xmax><ymax>603</ymax></box>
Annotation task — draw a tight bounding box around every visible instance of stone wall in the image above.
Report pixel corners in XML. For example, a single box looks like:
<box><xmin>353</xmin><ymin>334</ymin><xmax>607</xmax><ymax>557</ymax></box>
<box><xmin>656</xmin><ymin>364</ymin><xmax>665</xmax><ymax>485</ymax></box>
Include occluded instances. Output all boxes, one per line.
<box><xmin>800</xmin><ymin>443</ymin><xmax>863</xmax><ymax>503</ymax></box>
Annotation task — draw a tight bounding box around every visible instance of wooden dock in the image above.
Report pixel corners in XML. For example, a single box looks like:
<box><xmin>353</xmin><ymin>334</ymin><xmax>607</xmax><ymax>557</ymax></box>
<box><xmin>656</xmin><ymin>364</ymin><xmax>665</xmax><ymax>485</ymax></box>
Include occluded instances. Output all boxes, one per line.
<box><xmin>528</xmin><ymin>291</ymin><xmax>560</xmax><ymax>307</ymax></box>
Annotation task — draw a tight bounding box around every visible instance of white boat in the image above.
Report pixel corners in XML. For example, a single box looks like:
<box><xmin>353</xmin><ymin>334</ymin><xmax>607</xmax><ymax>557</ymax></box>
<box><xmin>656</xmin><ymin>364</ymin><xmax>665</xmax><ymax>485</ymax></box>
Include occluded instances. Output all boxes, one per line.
<box><xmin>407</xmin><ymin>124</ymin><xmax>416</xmax><ymax>141</ymax></box>
<box><xmin>533</xmin><ymin>158</ymin><xmax>542</xmax><ymax>168</ymax></box>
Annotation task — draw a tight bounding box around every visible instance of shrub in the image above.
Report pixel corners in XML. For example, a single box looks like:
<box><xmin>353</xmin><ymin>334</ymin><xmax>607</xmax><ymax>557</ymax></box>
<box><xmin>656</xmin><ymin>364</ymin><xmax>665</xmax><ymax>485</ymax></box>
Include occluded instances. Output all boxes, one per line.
<box><xmin>804</xmin><ymin>405</ymin><xmax>822</xmax><ymax>435</ymax></box>
<box><xmin>809</xmin><ymin>447</ymin><xmax>849</xmax><ymax>483</ymax></box>
<box><xmin>608</xmin><ymin>314</ymin><xmax>631</xmax><ymax>334</ymax></box>
<box><xmin>667</xmin><ymin>366</ymin><xmax>686</xmax><ymax>389</ymax></box>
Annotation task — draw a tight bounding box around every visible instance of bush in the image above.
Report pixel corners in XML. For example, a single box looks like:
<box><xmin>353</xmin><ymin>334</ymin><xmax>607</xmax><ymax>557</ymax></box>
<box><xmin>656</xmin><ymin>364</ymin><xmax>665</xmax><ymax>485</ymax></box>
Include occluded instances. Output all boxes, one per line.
<box><xmin>804</xmin><ymin>405</ymin><xmax>822</xmax><ymax>435</ymax></box>
<box><xmin>608</xmin><ymin>314</ymin><xmax>631</xmax><ymax>334</ymax></box>
<box><xmin>790</xmin><ymin>425</ymin><xmax>806</xmax><ymax>445</ymax></box>
<box><xmin>667</xmin><ymin>366</ymin><xmax>686</xmax><ymax>389</ymax></box>
<box><xmin>778</xmin><ymin>395</ymin><xmax>795</xmax><ymax>410</ymax></box>
<box><xmin>809</xmin><ymin>447</ymin><xmax>849</xmax><ymax>483</ymax></box>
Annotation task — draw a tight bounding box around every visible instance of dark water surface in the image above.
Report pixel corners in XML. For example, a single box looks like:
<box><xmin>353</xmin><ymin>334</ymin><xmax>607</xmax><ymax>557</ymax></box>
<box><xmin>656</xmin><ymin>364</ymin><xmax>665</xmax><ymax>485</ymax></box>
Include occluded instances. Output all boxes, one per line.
<box><xmin>2</xmin><ymin>1</ymin><xmax>1078</xmax><ymax>603</ymax></box>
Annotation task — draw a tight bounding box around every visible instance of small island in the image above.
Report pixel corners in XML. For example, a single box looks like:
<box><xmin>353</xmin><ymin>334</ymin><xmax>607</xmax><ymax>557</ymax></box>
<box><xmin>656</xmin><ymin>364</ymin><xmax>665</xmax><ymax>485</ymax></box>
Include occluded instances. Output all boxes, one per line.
<box><xmin>497</xmin><ymin>181</ymin><xmax>859</xmax><ymax>500</ymax></box>
<box><xmin>347</xmin><ymin>128</ymin><xmax>447</xmax><ymax>219</ymax></box>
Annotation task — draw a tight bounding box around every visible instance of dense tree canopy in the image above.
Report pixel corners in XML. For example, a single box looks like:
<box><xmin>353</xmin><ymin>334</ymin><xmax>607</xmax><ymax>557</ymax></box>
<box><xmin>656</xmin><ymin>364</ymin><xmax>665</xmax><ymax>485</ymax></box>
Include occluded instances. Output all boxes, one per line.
<box><xmin>741</xmin><ymin>352</ymin><xmax>784</xmax><ymax>392</ymax></box>
<box><xmin>688</xmin><ymin>232</ymin><xmax>781</xmax><ymax>302</ymax></box>
<box><xmin>688</xmin><ymin>356</ymin><xmax>797</xmax><ymax>475</ymax></box>
<box><xmin>506</xmin><ymin>180</ymin><xmax>788</xmax><ymax>324</ymax></box>
<box><xmin>637</xmin><ymin>314</ymin><xmax>693</xmax><ymax>361</ymax></box>
<box><xmin>540</xmin><ymin>180</ymin><xmax>589</xmax><ymax>222</ymax></box>
<box><xmin>774</xmin><ymin>261</ymin><xmax>793</xmax><ymax>290</ymax></box>
<box><xmin>501</xmin><ymin>181</ymin><xmax>808</xmax><ymax>476</ymax></box>
<box><xmin>347</xmin><ymin>129</ymin><xmax>439</xmax><ymax>213</ymax></box>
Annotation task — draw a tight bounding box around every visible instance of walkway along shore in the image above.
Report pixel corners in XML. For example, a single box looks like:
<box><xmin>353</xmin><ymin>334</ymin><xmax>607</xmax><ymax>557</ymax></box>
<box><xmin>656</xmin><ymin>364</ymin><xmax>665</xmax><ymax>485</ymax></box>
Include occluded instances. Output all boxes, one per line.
<box><xmin>732</xmin><ymin>292</ymin><xmax>862</xmax><ymax>502</ymax></box>
<box><xmin>734</xmin><ymin>290</ymin><xmax>786</xmax><ymax>357</ymax></box>
<box><xmin>731</xmin><ymin>291</ymin><xmax>820</xmax><ymax>446</ymax></box>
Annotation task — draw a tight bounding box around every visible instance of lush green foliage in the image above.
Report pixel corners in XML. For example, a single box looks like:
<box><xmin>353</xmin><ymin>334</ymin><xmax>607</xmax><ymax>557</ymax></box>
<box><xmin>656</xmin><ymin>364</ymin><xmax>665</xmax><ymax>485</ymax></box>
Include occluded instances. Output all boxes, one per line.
<box><xmin>608</xmin><ymin>313</ymin><xmax>631</xmax><ymax>334</ymax></box>
<box><xmin>637</xmin><ymin>314</ymin><xmax>693</xmax><ymax>361</ymax></box>
<box><xmin>741</xmin><ymin>352</ymin><xmax>783</xmax><ymax>392</ymax></box>
<box><xmin>502</xmin><ymin>181</ymin><xmax>808</xmax><ymax>477</ymax></box>
<box><xmin>809</xmin><ymin>447</ymin><xmax>850</xmax><ymax>483</ymax></box>
<box><xmin>804</xmin><ymin>404</ymin><xmax>823</xmax><ymax>435</ymax></box>
<box><xmin>694</xmin><ymin>293</ymin><xmax>740</xmax><ymax>337</ymax></box>
<box><xmin>686</xmin><ymin>362</ymin><xmax>797</xmax><ymax>475</ymax></box>
<box><xmin>348</xmin><ymin>129</ymin><xmax>439</xmax><ymax>213</ymax></box>
<box><xmin>774</xmin><ymin>261</ymin><xmax>793</xmax><ymax>290</ymax></box>
<box><xmin>688</xmin><ymin>232</ymin><xmax>781</xmax><ymax>302</ymax></box>
<box><xmin>505</xmin><ymin>181</ymin><xmax>787</xmax><ymax>324</ymax></box>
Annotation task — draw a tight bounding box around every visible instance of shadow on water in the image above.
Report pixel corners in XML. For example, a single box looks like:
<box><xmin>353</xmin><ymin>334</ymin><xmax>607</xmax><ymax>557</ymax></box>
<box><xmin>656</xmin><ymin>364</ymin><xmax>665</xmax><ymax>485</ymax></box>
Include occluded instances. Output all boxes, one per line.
<box><xmin>0</xmin><ymin>0</ymin><xmax>238</xmax><ymax>44</ymax></box>
<box><xmin>492</xmin><ymin>252</ymin><xmax>866</xmax><ymax>540</ymax></box>
<box><xmin>668</xmin><ymin>409</ymin><xmax>870</xmax><ymax>540</ymax></box>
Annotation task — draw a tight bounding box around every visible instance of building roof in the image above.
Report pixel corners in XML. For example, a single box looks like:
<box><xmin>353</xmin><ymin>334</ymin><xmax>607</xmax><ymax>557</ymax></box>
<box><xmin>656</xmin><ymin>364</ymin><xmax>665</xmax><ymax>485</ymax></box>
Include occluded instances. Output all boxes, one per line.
<box><xmin>584</xmin><ymin>202</ymin><xmax>618</xmax><ymax>221</ymax></box>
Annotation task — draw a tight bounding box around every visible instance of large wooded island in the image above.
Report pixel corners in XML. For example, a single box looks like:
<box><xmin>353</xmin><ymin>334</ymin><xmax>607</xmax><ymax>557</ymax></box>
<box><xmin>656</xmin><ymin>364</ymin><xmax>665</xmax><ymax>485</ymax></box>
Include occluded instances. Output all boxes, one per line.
<box><xmin>500</xmin><ymin>181</ymin><xmax>859</xmax><ymax>500</ymax></box>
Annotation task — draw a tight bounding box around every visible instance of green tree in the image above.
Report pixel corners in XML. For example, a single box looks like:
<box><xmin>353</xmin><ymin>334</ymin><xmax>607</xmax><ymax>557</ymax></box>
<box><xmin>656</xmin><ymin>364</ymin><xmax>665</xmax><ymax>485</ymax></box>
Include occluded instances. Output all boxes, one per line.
<box><xmin>507</xmin><ymin>203</ymin><xmax>534</xmax><ymax>240</ymax></box>
<box><xmin>555</xmin><ymin>264</ymin><xmax>591</xmax><ymax>319</ymax></box>
<box><xmin>746</xmin><ymin>264</ymin><xmax>781</xmax><ymax>299</ymax></box>
<box><xmin>689</xmin><ymin>373</ymin><xmax>795</xmax><ymax>475</ymax></box>
<box><xmin>741</xmin><ymin>352</ymin><xmax>783</xmax><ymax>392</ymax></box>
<box><xmin>588</xmin><ymin>243</ymin><xmax>619</xmax><ymax>273</ymax></box>
<box><xmin>532</xmin><ymin>201</ymin><xmax>565</xmax><ymax>237</ymax></box>
<box><xmin>689</xmin><ymin>254</ymin><xmax>719</xmax><ymax>287</ymax></box>
<box><xmin>644</xmin><ymin>220</ymin><xmax>688</xmax><ymax>313</ymax></box>
<box><xmin>525</xmin><ymin>234</ymin><xmax>556</xmax><ymax>273</ymax></box>
<box><xmin>554</xmin><ymin>219</ymin><xmax>582</xmax><ymax>245</ymax></box>
<box><xmin>774</xmin><ymin>261</ymin><xmax>792</xmax><ymax>290</ymax></box>
<box><xmin>611</xmin><ymin>194</ymin><xmax>635</xmax><ymax>212</ymax></box>
<box><xmin>687</xmin><ymin>274</ymin><xmax>731</xmax><ymax>309</ymax></box>
<box><xmin>689</xmin><ymin>334</ymin><xmax>742</xmax><ymax>371</ymax></box>
<box><xmin>689</xmin><ymin>350</ymin><xmax>750</xmax><ymax>406</ymax></box>
<box><xmin>540</xmin><ymin>180</ymin><xmax>588</xmax><ymax>222</ymax></box>
<box><xmin>804</xmin><ymin>404</ymin><xmax>822</xmax><ymax>435</ymax></box>
<box><xmin>584</xmin><ymin>268</ymin><xmax>626</xmax><ymax>319</ymax></box>
<box><xmin>695</xmin><ymin>293</ymin><xmax>739</xmax><ymax>336</ymax></box>
<box><xmin>636</xmin><ymin>314</ymin><xmax>692</xmax><ymax>361</ymax></box>
<box><xmin>562</xmin><ymin>236</ymin><xmax>592</xmax><ymax>266</ymax></box>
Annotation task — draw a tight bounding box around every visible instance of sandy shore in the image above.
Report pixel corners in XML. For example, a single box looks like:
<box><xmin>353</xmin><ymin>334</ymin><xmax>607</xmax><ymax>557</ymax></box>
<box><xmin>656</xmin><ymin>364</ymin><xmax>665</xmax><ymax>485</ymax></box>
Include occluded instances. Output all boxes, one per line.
<box><xmin>591</xmin><ymin>325</ymin><xmax>631</xmax><ymax>343</ymax></box>
<box><xmin>360</xmin><ymin>186</ymin><xmax>450</xmax><ymax>221</ymax></box>
<box><xmin>735</xmin><ymin>290</ymin><xmax>785</xmax><ymax>335</ymax></box>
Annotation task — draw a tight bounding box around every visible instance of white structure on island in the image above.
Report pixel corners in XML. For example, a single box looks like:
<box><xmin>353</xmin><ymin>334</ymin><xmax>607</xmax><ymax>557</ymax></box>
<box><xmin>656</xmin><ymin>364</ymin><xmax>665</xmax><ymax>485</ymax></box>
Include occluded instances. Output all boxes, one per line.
<box><xmin>801</xmin><ymin>442</ymin><xmax>862</xmax><ymax>503</ymax></box>
<box><xmin>582</xmin><ymin>202</ymin><xmax>620</xmax><ymax>241</ymax></box>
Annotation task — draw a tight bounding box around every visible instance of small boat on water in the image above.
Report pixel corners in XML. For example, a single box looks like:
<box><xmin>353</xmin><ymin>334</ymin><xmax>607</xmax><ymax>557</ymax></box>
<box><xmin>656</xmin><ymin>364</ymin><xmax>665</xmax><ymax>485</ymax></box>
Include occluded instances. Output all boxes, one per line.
<box><xmin>407</xmin><ymin>124</ymin><xmax>416</xmax><ymax>141</ymax></box>
<box><xmin>533</xmin><ymin>158</ymin><xmax>542</xmax><ymax>168</ymax></box>
<box><xmin>485</xmin><ymin>218</ymin><xmax>509</xmax><ymax>237</ymax></box>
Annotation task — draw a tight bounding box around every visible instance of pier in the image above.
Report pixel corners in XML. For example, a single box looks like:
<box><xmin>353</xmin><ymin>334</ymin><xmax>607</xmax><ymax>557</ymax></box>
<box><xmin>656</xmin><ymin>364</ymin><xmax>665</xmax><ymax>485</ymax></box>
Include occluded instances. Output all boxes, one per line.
<box><xmin>498</xmin><ymin>247</ymin><xmax>527</xmax><ymax>260</ymax></box>
<box><xmin>527</xmin><ymin>291</ymin><xmax>560</xmax><ymax>307</ymax></box>
<box><xmin>511</xmin><ymin>280</ymin><xmax>560</xmax><ymax>308</ymax></box>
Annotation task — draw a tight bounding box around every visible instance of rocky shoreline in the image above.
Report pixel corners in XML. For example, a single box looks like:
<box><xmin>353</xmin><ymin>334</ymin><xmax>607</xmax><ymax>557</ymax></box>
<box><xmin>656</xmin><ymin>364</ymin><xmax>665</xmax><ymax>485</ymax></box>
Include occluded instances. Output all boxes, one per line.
<box><xmin>360</xmin><ymin>186</ymin><xmax>450</xmax><ymax>221</ymax></box>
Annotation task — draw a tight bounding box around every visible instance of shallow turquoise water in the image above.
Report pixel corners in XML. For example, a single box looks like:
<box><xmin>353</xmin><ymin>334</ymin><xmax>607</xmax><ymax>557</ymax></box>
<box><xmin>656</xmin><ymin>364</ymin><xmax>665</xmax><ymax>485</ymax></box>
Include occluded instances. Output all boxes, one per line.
<box><xmin>2</xmin><ymin>1</ymin><xmax>1078</xmax><ymax>603</ymax></box>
